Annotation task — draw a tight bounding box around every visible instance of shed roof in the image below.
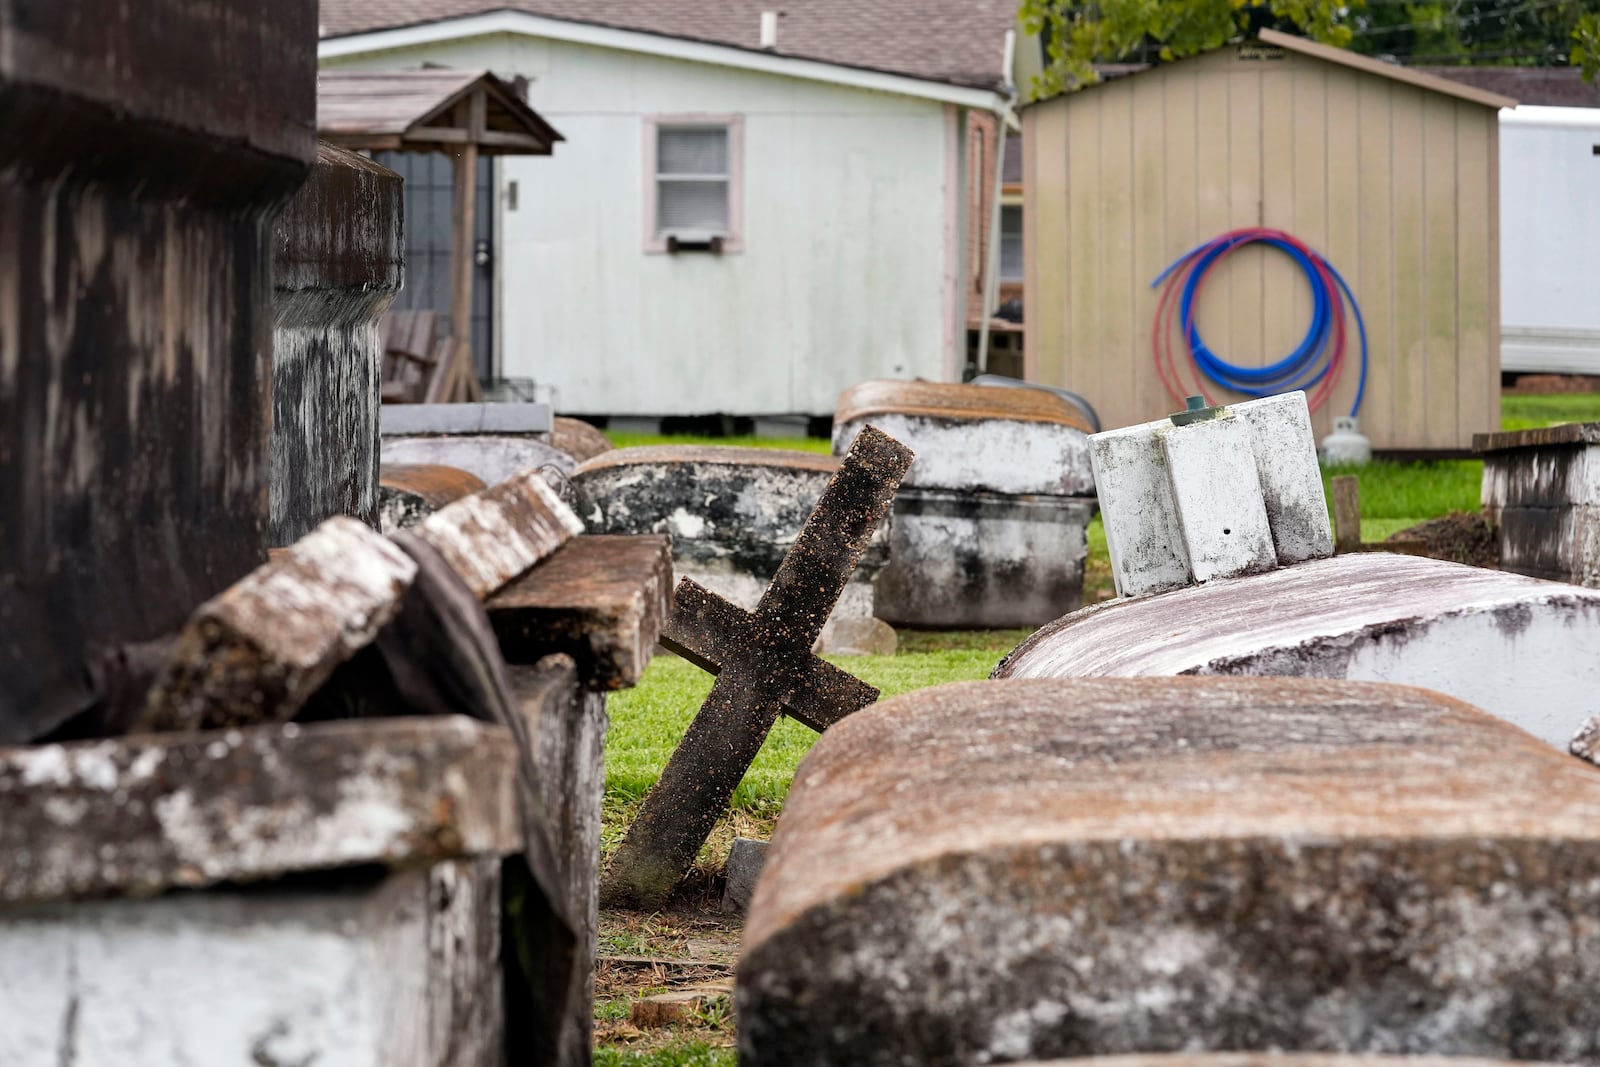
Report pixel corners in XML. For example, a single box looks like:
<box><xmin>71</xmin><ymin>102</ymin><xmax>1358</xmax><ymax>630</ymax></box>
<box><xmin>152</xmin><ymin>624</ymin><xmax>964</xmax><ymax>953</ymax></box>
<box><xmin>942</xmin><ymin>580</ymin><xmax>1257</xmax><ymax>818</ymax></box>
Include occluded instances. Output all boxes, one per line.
<box><xmin>316</xmin><ymin>0</ymin><xmax>1017</xmax><ymax>91</ymax></box>
<box><xmin>1025</xmin><ymin>30</ymin><xmax>1518</xmax><ymax>110</ymax></box>
<box><xmin>317</xmin><ymin>68</ymin><xmax>563</xmax><ymax>154</ymax></box>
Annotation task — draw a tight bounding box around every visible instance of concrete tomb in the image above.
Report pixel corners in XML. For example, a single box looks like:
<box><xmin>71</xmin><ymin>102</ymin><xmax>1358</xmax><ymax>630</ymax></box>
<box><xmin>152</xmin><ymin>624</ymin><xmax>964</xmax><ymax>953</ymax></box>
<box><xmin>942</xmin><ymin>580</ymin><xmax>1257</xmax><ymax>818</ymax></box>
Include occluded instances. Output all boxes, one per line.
<box><xmin>0</xmin><ymin>0</ymin><xmax>317</xmax><ymax>744</ymax></box>
<box><xmin>1091</xmin><ymin>391</ymin><xmax>1333</xmax><ymax>598</ymax></box>
<box><xmin>738</xmin><ymin>676</ymin><xmax>1600</xmax><ymax>1067</ymax></box>
<box><xmin>996</xmin><ymin>526</ymin><xmax>1600</xmax><ymax>751</ymax></box>
<box><xmin>1476</xmin><ymin>422</ymin><xmax>1600</xmax><ymax>585</ymax></box>
<box><xmin>1008</xmin><ymin>391</ymin><xmax>1600</xmax><ymax>750</ymax></box>
<box><xmin>601</xmin><ymin>426</ymin><xmax>914</xmax><ymax>908</ymax></box>
<box><xmin>381</xmin><ymin>401</ymin><xmax>574</xmax><ymax>485</ymax></box>
<box><xmin>572</xmin><ymin>443</ymin><xmax>896</xmax><ymax>653</ymax></box>
<box><xmin>0</xmin><ymin>716</ymin><xmax>521</xmax><ymax>1067</ymax></box>
<box><xmin>270</xmin><ymin>142</ymin><xmax>403</xmax><ymax>544</ymax></box>
<box><xmin>377</xmin><ymin>462</ymin><xmax>489</xmax><ymax>532</ymax></box>
<box><xmin>834</xmin><ymin>379</ymin><xmax>1097</xmax><ymax>627</ymax></box>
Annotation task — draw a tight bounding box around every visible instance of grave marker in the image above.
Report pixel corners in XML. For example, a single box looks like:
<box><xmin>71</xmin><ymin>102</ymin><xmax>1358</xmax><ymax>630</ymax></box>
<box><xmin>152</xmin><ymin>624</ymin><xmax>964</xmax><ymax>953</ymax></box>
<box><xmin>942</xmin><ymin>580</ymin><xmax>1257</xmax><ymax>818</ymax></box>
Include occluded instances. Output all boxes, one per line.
<box><xmin>738</xmin><ymin>676</ymin><xmax>1600</xmax><ymax>1066</ymax></box>
<box><xmin>833</xmin><ymin>379</ymin><xmax>1098</xmax><ymax>627</ymax></box>
<box><xmin>600</xmin><ymin>426</ymin><xmax>913</xmax><ymax>907</ymax></box>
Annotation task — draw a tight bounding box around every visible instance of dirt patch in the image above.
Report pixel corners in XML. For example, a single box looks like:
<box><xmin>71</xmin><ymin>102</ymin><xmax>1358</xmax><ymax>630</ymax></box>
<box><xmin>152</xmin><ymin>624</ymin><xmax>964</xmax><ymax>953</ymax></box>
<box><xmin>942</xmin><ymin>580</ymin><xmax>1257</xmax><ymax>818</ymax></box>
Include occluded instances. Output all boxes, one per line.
<box><xmin>596</xmin><ymin>905</ymin><xmax>742</xmax><ymax>1054</ymax></box>
<box><xmin>1507</xmin><ymin>374</ymin><xmax>1600</xmax><ymax>395</ymax></box>
<box><xmin>1387</xmin><ymin>511</ymin><xmax>1499</xmax><ymax>569</ymax></box>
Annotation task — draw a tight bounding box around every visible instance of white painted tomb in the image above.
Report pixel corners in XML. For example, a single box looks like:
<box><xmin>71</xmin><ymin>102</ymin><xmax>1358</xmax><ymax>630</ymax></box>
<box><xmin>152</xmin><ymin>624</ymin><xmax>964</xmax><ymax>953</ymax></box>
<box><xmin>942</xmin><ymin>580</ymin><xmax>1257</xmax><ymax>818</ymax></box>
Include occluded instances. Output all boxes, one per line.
<box><xmin>1002</xmin><ymin>392</ymin><xmax>1600</xmax><ymax>749</ymax></box>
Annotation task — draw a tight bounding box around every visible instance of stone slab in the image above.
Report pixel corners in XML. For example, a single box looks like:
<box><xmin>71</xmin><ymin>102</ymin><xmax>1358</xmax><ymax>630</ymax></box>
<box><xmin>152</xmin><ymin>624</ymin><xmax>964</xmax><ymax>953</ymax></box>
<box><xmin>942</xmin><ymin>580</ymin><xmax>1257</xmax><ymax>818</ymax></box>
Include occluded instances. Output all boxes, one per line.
<box><xmin>381</xmin><ymin>402</ymin><xmax>553</xmax><ymax>436</ymax></box>
<box><xmin>1089</xmin><ymin>391</ymin><xmax>1332</xmax><ymax>599</ymax></box>
<box><xmin>993</xmin><ymin>552</ymin><xmax>1600</xmax><ymax>749</ymax></box>
<box><xmin>1496</xmin><ymin>503</ymin><xmax>1600</xmax><ymax>586</ymax></box>
<box><xmin>1089</xmin><ymin>422</ymin><xmax>1190</xmax><ymax>598</ymax></box>
<box><xmin>573</xmin><ymin>445</ymin><xmax>842</xmax><ymax>549</ymax></box>
<box><xmin>835</xmin><ymin>379</ymin><xmax>1095</xmax><ymax>431</ymax></box>
<box><xmin>1160</xmin><ymin>414</ymin><xmax>1277</xmax><ymax>582</ymax></box>
<box><xmin>512</xmin><ymin>656</ymin><xmax>609</xmax><ymax>1067</ymax></box>
<box><xmin>138</xmin><ymin>518</ymin><xmax>416</xmax><ymax>732</ymax></box>
<box><xmin>721</xmin><ymin>837</ymin><xmax>769</xmax><ymax>916</ymax></box>
<box><xmin>1483</xmin><ymin>447</ymin><xmax>1600</xmax><ymax>515</ymax></box>
<box><xmin>377</xmin><ymin>463</ymin><xmax>488</xmax><ymax>533</ymax></box>
<box><xmin>875</xmin><ymin>490</ymin><xmax>1096</xmax><ymax>628</ymax></box>
<box><xmin>834</xmin><ymin>380</ymin><xmax>1094</xmax><ymax>496</ymax></box>
<box><xmin>572</xmin><ymin>444</ymin><xmax>888</xmax><ymax>650</ymax></box>
<box><xmin>0</xmin><ymin>716</ymin><xmax>520</xmax><ymax>904</ymax></box>
<box><xmin>551</xmin><ymin>416</ymin><xmax>614</xmax><ymax>463</ymax></box>
<box><xmin>381</xmin><ymin>434</ymin><xmax>575</xmax><ymax>487</ymax></box>
<box><xmin>1474</xmin><ymin>421</ymin><xmax>1600</xmax><ymax>452</ymax></box>
<box><xmin>738</xmin><ymin>676</ymin><xmax>1600</xmax><ymax>1066</ymax></box>
<box><xmin>1235</xmin><ymin>392</ymin><xmax>1334</xmax><ymax>565</ymax></box>
<box><xmin>488</xmin><ymin>535</ymin><xmax>674</xmax><ymax>690</ymax></box>
<box><xmin>411</xmin><ymin>468</ymin><xmax>583</xmax><ymax>600</ymax></box>
<box><xmin>0</xmin><ymin>858</ymin><xmax>502</xmax><ymax>1067</ymax></box>
<box><xmin>270</xmin><ymin>142</ymin><xmax>403</xmax><ymax>544</ymax></box>
<box><xmin>0</xmin><ymin>0</ymin><xmax>316</xmax><ymax>743</ymax></box>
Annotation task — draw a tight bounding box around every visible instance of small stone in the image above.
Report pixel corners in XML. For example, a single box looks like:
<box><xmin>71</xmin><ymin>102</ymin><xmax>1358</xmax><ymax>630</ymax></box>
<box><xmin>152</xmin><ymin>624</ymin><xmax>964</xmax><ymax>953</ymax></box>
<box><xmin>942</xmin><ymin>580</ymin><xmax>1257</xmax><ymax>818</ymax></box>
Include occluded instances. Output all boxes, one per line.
<box><xmin>814</xmin><ymin>617</ymin><xmax>897</xmax><ymax>657</ymax></box>
<box><xmin>629</xmin><ymin>985</ymin><xmax>732</xmax><ymax>1029</ymax></box>
<box><xmin>721</xmin><ymin>837</ymin><xmax>769</xmax><ymax>915</ymax></box>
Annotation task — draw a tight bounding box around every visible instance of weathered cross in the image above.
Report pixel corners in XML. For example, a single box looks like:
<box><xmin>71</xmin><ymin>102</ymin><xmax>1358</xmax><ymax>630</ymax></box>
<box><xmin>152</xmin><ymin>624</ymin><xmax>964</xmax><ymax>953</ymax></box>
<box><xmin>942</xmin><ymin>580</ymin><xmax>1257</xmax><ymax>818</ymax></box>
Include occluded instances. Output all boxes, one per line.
<box><xmin>600</xmin><ymin>425</ymin><xmax>914</xmax><ymax>907</ymax></box>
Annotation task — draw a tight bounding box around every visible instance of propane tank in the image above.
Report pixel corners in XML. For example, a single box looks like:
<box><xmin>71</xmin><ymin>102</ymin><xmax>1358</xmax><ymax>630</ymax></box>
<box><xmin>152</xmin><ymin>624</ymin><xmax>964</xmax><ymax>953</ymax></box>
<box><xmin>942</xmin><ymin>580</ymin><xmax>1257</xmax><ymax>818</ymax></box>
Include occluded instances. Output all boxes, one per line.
<box><xmin>1319</xmin><ymin>415</ymin><xmax>1372</xmax><ymax>466</ymax></box>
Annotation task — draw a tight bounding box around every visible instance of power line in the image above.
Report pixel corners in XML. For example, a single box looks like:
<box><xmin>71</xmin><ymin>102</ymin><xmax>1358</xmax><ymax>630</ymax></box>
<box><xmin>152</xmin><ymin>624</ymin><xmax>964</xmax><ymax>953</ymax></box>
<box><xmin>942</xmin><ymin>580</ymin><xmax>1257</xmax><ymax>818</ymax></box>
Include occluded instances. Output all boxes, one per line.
<box><xmin>1347</xmin><ymin>0</ymin><xmax>1579</xmax><ymax>38</ymax></box>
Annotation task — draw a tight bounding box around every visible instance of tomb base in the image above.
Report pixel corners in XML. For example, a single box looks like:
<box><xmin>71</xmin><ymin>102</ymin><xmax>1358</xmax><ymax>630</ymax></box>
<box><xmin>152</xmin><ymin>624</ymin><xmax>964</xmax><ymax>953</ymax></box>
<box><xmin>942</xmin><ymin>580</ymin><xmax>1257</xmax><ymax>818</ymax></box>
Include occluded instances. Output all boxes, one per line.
<box><xmin>875</xmin><ymin>489</ymin><xmax>1096</xmax><ymax>628</ymax></box>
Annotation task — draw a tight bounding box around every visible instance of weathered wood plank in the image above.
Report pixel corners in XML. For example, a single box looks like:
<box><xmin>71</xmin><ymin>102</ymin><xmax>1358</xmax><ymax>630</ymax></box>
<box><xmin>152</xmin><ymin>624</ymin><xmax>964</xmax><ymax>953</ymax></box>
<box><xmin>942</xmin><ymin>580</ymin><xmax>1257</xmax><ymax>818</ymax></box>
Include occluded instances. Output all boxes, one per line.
<box><xmin>511</xmin><ymin>655</ymin><xmax>609</xmax><ymax>1067</ymax></box>
<box><xmin>0</xmin><ymin>716</ymin><xmax>520</xmax><ymax>904</ymax></box>
<box><xmin>137</xmin><ymin>517</ymin><xmax>416</xmax><ymax>732</ymax></box>
<box><xmin>488</xmin><ymin>535</ymin><xmax>673</xmax><ymax>689</ymax></box>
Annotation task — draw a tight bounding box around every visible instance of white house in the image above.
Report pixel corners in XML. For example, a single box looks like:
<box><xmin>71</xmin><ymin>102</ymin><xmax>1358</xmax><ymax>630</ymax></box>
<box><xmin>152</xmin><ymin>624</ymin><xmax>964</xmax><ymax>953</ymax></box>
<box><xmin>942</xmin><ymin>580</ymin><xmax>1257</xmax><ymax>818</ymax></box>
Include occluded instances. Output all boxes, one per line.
<box><xmin>318</xmin><ymin>2</ymin><xmax>1025</xmax><ymax>421</ymax></box>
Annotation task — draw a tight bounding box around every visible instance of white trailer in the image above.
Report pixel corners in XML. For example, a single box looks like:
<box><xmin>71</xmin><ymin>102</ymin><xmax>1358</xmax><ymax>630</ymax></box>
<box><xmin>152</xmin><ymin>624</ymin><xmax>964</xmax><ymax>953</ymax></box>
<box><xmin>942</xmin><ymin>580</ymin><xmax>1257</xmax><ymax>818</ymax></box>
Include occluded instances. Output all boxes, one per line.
<box><xmin>1500</xmin><ymin>105</ymin><xmax>1600</xmax><ymax>375</ymax></box>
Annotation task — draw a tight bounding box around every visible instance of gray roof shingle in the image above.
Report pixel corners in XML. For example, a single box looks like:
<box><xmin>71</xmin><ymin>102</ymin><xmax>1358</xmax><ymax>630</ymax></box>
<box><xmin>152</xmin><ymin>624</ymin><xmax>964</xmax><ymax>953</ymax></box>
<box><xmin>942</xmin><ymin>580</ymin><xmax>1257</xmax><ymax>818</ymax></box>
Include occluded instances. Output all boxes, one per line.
<box><xmin>318</xmin><ymin>1</ymin><xmax>1017</xmax><ymax>90</ymax></box>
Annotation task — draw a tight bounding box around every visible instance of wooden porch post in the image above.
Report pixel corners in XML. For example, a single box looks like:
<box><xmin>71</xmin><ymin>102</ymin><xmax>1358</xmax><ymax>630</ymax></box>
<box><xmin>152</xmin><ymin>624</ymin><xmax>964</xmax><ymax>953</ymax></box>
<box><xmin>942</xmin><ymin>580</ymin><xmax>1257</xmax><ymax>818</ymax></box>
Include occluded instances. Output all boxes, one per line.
<box><xmin>441</xmin><ymin>88</ymin><xmax>485</xmax><ymax>402</ymax></box>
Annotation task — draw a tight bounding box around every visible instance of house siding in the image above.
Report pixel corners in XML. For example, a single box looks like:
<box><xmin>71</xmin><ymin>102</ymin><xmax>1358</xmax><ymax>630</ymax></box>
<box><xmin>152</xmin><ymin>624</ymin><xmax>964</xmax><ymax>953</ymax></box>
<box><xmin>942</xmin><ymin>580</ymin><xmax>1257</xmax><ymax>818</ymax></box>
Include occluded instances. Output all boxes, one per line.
<box><xmin>323</xmin><ymin>32</ymin><xmax>959</xmax><ymax>417</ymax></box>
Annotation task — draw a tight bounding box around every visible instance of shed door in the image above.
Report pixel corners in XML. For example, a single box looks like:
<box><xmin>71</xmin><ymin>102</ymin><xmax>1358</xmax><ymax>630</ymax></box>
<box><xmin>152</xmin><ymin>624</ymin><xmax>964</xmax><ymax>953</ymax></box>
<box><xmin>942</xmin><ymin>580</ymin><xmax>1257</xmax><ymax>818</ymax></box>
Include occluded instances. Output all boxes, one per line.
<box><xmin>375</xmin><ymin>151</ymin><xmax>495</xmax><ymax>381</ymax></box>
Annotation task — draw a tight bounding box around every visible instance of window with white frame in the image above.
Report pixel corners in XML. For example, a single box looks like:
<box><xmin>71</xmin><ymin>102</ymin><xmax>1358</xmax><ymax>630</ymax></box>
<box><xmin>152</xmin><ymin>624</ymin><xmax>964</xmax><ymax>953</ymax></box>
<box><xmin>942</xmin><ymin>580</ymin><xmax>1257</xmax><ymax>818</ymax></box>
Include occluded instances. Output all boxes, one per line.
<box><xmin>646</xmin><ymin>117</ymin><xmax>742</xmax><ymax>250</ymax></box>
<box><xmin>1000</xmin><ymin>204</ymin><xmax>1024</xmax><ymax>282</ymax></box>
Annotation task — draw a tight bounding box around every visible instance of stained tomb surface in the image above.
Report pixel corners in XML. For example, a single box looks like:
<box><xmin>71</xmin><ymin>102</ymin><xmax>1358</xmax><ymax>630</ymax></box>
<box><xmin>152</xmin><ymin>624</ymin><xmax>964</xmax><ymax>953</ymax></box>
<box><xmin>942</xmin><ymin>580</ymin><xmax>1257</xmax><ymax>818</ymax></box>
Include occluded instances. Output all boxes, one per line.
<box><xmin>738</xmin><ymin>676</ymin><xmax>1600</xmax><ymax>1067</ymax></box>
<box><xmin>994</xmin><ymin>552</ymin><xmax>1600</xmax><ymax>749</ymax></box>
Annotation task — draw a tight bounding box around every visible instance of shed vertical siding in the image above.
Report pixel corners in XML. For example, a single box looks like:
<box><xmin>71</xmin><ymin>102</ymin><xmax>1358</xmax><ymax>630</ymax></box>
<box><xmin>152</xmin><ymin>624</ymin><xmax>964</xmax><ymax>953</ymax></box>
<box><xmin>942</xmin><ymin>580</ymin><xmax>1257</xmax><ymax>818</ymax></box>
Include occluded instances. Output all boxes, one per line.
<box><xmin>1024</xmin><ymin>44</ymin><xmax>1501</xmax><ymax>450</ymax></box>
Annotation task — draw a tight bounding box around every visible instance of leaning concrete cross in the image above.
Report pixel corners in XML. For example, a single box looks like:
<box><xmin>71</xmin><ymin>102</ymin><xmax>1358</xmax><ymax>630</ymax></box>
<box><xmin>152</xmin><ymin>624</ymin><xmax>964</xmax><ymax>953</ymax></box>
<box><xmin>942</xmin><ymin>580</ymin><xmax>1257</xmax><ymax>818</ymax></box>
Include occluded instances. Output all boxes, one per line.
<box><xmin>601</xmin><ymin>425</ymin><xmax>914</xmax><ymax>907</ymax></box>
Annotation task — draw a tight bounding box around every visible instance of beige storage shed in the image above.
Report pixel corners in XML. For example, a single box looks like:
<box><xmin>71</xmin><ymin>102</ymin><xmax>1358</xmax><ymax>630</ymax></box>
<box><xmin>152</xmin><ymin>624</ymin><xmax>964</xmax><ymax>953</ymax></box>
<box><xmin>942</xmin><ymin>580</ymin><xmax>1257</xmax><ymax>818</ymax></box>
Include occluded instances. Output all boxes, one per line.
<box><xmin>1023</xmin><ymin>29</ymin><xmax>1515</xmax><ymax>452</ymax></box>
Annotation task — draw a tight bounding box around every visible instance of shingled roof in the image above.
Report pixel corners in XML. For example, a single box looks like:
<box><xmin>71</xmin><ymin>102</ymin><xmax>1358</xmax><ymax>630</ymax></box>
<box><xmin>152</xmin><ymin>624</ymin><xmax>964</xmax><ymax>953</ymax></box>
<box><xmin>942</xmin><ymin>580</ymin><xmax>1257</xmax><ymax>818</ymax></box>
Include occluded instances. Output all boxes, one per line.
<box><xmin>1421</xmin><ymin>66</ymin><xmax>1600</xmax><ymax>109</ymax></box>
<box><xmin>317</xmin><ymin>1</ymin><xmax>1017</xmax><ymax>90</ymax></box>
